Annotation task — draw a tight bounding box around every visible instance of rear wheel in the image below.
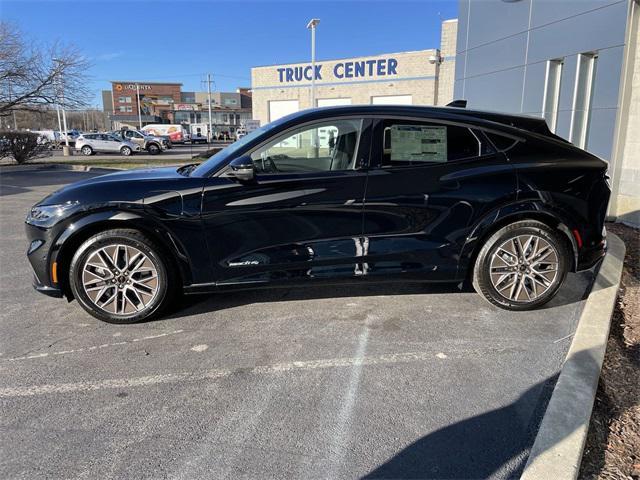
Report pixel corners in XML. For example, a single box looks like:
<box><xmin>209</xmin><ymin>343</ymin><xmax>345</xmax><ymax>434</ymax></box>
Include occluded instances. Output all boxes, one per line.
<box><xmin>147</xmin><ymin>143</ymin><xmax>160</xmax><ymax>154</ymax></box>
<box><xmin>472</xmin><ymin>220</ymin><xmax>569</xmax><ymax>310</ymax></box>
<box><xmin>69</xmin><ymin>229</ymin><xmax>173</xmax><ymax>323</ymax></box>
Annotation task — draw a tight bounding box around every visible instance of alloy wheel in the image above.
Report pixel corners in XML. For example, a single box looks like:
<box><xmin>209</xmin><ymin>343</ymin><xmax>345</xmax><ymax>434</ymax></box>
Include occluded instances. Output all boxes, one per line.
<box><xmin>81</xmin><ymin>244</ymin><xmax>159</xmax><ymax>315</ymax></box>
<box><xmin>489</xmin><ymin>234</ymin><xmax>559</xmax><ymax>302</ymax></box>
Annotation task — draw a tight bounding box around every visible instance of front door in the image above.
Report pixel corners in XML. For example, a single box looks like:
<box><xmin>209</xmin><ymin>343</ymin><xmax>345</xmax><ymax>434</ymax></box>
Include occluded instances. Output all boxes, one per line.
<box><xmin>362</xmin><ymin>118</ymin><xmax>517</xmax><ymax>282</ymax></box>
<box><xmin>200</xmin><ymin>117</ymin><xmax>372</xmax><ymax>286</ymax></box>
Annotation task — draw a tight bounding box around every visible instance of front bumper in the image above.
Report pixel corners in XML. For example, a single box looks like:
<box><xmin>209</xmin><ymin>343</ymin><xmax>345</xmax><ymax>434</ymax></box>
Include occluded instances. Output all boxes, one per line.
<box><xmin>25</xmin><ymin>222</ymin><xmax>61</xmax><ymax>298</ymax></box>
<box><xmin>32</xmin><ymin>275</ymin><xmax>63</xmax><ymax>298</ymax></box>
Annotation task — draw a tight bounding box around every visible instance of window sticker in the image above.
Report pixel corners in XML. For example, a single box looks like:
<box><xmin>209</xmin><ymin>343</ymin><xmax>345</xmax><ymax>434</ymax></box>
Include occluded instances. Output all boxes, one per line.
<box><xmin>390</xmin><ymin>125</ymin><xmax>447</xmax><ymax>162</ymax></box>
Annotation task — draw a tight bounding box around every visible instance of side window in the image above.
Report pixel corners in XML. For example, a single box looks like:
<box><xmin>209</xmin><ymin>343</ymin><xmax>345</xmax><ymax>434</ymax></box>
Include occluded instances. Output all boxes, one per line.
<box><xmin>380</xmin><ymin>120</ymin><xmax>494</xmax><ymax>167</ymax></box>
<box><xmin>485</xmin><ymin>132</ymin><xmax>519</xmax><ymax>151</ymax></box>
<box><xmin>250</xmin><ymin>119</ymin><xmax>363</xmax><ymax>174</ymax></box>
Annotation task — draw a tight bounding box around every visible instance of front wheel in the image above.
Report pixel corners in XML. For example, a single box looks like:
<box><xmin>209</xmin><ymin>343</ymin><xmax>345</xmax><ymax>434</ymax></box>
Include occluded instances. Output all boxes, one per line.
<box><xmin>69</xmin><ymin>229</ymin><xmax>173</xmax><ymax>323</ymax></box>
<box><xmin>472</xmin><ymin>220</ymin><xmax>570</xmax><ymax>310</ymax></box>
<box><xmin>147</xmin><ymin>143</ymin><xmax>160</xmax><ymax>154</ymax></box>
<box><xmin>81</xmin><ymin>145</ymin><xmax>93</xmax><ymax>156</ymax></box>
<box><xmin>120</xmin><ymin>146</ymin><xmax>132</xmax><ymax>156</ymax></box>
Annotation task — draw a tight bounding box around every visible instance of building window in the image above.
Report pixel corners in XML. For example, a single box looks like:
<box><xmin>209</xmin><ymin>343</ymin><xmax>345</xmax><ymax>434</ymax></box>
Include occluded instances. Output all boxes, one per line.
<box><xmin>118</xmin><ymin>96</ymin><xmax>132</xmax><ymax>103</ymax></box>
<box><xmin>570</xmin><ymin>53</ymin><xmax>598</xmax><ymax>149</ymax></box>
<box><xmin>542</xmin><ymin>59</ymin><xmax>563</xmax><ymax>133</ymax></box>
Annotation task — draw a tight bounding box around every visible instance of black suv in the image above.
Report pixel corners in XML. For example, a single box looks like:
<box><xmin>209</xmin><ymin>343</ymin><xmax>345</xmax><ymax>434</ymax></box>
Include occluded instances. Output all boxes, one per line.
<box><xmin>26</xmin><ymin>105</ymin><xmax>610</xmax><ymax>323</ymax></box>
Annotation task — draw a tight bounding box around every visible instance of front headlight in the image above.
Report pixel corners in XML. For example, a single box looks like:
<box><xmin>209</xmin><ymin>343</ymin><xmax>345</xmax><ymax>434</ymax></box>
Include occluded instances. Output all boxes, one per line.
<box><xmin>26</xmin><ymin>201</ymin><xmax>80</xmax><ymax>227</ymax></box>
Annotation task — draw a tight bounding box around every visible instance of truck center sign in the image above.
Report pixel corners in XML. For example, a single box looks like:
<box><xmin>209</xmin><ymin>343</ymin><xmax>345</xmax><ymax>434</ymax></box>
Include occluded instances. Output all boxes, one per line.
<box><xmin>276</xmin><ymin>57</ymin><xmax>399</xmax><ymax>83</ymax></box>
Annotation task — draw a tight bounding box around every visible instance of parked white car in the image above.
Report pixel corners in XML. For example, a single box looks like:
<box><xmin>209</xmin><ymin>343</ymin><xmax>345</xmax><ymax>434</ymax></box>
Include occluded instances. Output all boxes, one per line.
<box><xmin>75</xmin><ymin>133</ymin><xmax>141</xmax><ymax>156</ymax></box>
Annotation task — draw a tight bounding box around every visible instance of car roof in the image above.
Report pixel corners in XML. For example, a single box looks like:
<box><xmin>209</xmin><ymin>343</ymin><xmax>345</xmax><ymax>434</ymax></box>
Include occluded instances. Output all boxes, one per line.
<box><xmin>280</xmin><ymin>105</ymin><xmax>552</xmax><ymax>137</ymax></box>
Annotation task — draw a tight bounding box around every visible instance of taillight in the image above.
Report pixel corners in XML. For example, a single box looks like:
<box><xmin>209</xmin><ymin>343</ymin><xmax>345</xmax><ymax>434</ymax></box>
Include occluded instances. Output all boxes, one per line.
<box><xmin>572</xmin><ymin>229</ymin><xmax>583</xmax><ymax>249</ymax></box>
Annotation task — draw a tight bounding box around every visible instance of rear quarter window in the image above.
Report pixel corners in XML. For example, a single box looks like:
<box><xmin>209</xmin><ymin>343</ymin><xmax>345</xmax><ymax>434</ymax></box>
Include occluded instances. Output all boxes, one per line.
<box><xmin>380</xmin><ymin>119</ymin><xmax>495</xmax><ymax>167</ymax></box>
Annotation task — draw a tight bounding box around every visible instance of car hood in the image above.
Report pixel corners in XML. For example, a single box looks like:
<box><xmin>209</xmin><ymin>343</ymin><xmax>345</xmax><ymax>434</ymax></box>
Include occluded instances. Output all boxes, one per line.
<box><xmin>37</xmin><ymin>166</ymin><xmax>188</xmax><ymax>206</ymax></box>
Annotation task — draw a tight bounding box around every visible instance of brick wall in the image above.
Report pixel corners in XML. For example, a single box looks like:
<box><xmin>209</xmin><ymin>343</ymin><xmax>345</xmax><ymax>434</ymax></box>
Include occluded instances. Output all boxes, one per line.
<box><xmin>251</xmin><ymin>49</ymin><xmax>439</xmax><ymax>124</ymax></box>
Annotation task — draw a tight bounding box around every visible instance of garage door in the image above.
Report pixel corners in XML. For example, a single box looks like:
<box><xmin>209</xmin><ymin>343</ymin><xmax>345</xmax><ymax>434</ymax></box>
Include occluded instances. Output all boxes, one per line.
<box><xmin>269</xmin><ymin>100</ymin><xmax>299</xmax><ymax>122</ymax></box>
<box><xmin>317</xmin><ymin>98</ymin><xmax>352</xmax><ymax>107</ymax></box>
<box><xmin>371</xmin><ymin>95</ymin><xmax>413</xmax><ymax>105</ymax></box>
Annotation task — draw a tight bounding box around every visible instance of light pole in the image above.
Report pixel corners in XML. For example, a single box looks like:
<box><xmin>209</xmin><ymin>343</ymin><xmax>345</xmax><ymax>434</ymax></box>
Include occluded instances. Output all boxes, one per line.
<box><xmin>207</xmin><ymin>73</ymin><xmax>213</xmax><ymax>143</ymax></box>
<box><xmin>53</xmin><ymin>58</ymin><xmax>71</xmax><ymax>155</ymax></box>
<box><xmin>306</xmin><ymin>18</ymin><xmax>320</xmax><ymax>108</ymax></box>
<box><xmin>136</xmin><ymin>83</ymin><xmax>143</xmax><ymax>129</ymax></box>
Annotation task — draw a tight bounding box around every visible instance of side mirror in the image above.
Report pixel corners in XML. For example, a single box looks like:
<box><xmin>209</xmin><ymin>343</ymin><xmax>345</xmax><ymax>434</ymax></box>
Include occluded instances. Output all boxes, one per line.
<box><xmin>229</xmin><ymin>155</ymin><xmax>255</xmax><ymax>182</ymax></box>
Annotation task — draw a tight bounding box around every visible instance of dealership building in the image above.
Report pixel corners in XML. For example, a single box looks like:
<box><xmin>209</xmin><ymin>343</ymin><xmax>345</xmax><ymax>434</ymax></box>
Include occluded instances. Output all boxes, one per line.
<box><xmin>250</xmin><ymin>19</ymin><xmax>458</xmax><ymax>124</ymax></box>
<box><xmin>455</xmin><ymin>0</ymin><xmax>640</xmax><ymax>226</ymax></box>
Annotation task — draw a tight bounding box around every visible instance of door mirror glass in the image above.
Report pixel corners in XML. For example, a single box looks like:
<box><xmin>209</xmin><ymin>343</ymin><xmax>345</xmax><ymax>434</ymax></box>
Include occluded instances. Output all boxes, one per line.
<box><xmin>229</xmin><ymin>155</ymin><xmax>255</xmax><ymax>182</ymax></box>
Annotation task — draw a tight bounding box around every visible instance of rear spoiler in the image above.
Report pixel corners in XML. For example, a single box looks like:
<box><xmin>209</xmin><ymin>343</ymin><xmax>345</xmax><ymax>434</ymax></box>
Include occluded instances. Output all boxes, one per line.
<box><xmin>447</xmin><ymin>99</ymin><xmax>467</xmax><ymax>108</ymax></box>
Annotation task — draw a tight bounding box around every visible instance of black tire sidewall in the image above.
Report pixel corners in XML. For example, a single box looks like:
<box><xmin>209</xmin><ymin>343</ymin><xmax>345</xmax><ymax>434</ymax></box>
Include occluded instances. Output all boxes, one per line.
<box><xmin>148</xmin><ymin>144</ymin><xmax>159</xmax><ymax>154</ymax></box>
<box><xmin>69</xmin><ymin>231</ymin><xmax>170</xmax><ymax>324</ymax></box>
<box><xmin>473</xmin><ymin>221</ymin><xmax>570</xmax><ymax>311</ymax></box>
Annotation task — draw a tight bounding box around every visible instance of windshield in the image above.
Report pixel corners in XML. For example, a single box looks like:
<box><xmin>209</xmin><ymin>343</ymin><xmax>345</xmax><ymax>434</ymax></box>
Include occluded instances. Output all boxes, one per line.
<box><xmin>190</xmin><ymin>117</ymin><xmax>289</xmax><ymax>177</ymax></box>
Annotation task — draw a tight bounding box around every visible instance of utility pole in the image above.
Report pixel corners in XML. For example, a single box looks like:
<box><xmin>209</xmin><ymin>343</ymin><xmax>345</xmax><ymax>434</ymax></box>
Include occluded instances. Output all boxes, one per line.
<box><xmin>136</xmin><ymin>83</ymin><xmax>143</xmax><ymax>129</ymax></box>
<box><xmin>307</xmin><ymin>19</ymin><xmax>320</xmax><ymax>108</ymax></box>
<box><xmin>207</xmin><ymin>73</ymin><xmax>213</xmax><ymax>143</ymax></box>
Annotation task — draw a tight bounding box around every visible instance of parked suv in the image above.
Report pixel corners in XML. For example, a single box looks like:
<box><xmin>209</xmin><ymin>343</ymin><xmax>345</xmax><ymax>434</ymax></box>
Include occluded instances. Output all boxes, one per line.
<box><xmin>26</xmin><ymin>105</ymin><xmax>610</xmax><ymax>323</ymax></box>
<box><xmin>112</xmin><ymin>130</ymin><xmax>167</xmax><ymax>154</ymax></box>
<box><xmin>75</xmin><ymin>133</ymin><xmax>140</xmax><ymax>156</ymax></box>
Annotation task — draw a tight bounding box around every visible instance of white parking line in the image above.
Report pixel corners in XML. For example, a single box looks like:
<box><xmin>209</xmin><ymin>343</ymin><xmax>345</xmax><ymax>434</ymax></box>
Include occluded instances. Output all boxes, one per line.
<box><xmin>4</xmin><ymin>330</ymin><xmax>184</xmax><ymax>362</ymax></box>
<box><xmin>0</xmin><ymin>350</ymin><xmax>442</xmax><ymax>398</ymax></box>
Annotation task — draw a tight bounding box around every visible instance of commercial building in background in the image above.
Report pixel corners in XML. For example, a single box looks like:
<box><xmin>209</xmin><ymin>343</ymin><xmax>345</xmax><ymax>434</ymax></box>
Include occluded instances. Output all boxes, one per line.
<box><xmin>455</xmin><ymin>0</ymin><xmax>639</xmax><ymax>226</ymax></box>
<box><xmin>102</xmin><ymin>82</ymin><xmax>252</xmax><ymax>137</ymax></box>
<box><xmin>251</xmin><ymin>19</ymin><xmax>458</xmax><ymax>125</ymax></box>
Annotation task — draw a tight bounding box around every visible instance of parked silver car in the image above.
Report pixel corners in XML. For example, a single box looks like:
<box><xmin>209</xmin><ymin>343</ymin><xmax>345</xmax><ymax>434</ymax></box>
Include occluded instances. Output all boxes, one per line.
<box><xmin>75</xmin><ymin>133</ymin><xmax>141</xmax><ymax>156</ymax></box>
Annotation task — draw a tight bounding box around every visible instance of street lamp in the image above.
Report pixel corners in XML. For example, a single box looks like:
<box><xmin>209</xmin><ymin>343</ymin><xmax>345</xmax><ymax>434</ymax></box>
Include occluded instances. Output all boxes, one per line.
<box><xmin>306</xmin><ymin>18</ymin><xmax>320</xmax><ymax>108</ymax></box>
<box><xmin>52</xmin><ymin>58</ymin><xmax>71</xmax><ymax>155</ymax></box>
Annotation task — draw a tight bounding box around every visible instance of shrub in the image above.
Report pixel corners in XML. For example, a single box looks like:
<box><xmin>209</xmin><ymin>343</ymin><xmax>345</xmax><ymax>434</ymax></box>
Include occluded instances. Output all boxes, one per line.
<box><xmin>0</xmin><ymin>131</ymin><xmax>51</xmax><ymax>164</ymax></box>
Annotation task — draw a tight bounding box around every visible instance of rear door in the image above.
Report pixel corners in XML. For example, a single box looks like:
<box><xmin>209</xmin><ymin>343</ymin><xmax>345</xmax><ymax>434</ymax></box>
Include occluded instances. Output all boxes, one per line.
<box><xmin>200</xmin><ymin>117</ymin><xmax>372</xmax><ymax>286</ymax></box>
<box><xmin>102</xmin><ymin>134</ymin><xmax>122</xmax><ymax>152</ymax></box>
<box><xmin>362</xmin><ymin>117</ymin><xmax>517</xmax><ymax>281</ymax></box>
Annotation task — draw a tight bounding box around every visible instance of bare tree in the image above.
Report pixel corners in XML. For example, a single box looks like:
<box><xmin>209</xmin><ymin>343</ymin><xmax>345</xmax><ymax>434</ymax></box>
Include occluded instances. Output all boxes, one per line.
<box><xmin>0</xmin><ymin>21</ymin><xmax>91</xmax><ymax>117</ymax></box>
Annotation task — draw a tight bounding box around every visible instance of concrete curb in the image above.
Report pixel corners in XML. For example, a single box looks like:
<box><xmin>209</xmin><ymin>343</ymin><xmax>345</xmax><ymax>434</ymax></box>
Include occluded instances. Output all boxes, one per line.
<box><xmin>521</xmin><ymin>233</ymin><xmax>626</xmax><ymax>480</ymax></box>
<box><xmin>0</xmin><ymin>164</ymin><xmax>117</xmax><ymax>173</ymax></box>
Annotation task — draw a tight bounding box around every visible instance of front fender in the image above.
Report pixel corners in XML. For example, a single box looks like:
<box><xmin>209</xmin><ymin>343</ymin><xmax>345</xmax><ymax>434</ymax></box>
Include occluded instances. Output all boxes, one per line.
<box><xmin>51</xmin><ymin>208</ymin><xmax>196</xmax><ymax>296</ymax></box>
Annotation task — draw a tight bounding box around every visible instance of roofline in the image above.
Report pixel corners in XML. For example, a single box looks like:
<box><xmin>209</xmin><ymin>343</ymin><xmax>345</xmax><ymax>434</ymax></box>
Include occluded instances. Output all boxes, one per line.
<box><xmin>251</xmin><ymin>49</ymin><xmax>438</xmax><ymax>70</ymax></box>
<box><xmin>110</xmin><ymin>81</ymin><xmax>183</xmax><ymax>86</ymax></box>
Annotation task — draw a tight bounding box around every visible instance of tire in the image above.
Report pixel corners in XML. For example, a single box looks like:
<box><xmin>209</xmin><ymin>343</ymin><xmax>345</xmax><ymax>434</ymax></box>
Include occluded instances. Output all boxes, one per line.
<box><xmin>120</xmin><ymin>146</ymin><xmax>132</xmax><ymax>156</ymax></box>
<box><xmin>81</xmin><ymin>145</ymin><xmax>93</xmax><ymax>156</ymax></box>
<box><xmin>69</xmin><ymin>229</ymin><xmax>174</xmax><ymax>324</ymax></box>
<box><xmin>147</xmin><ymin>143</ymin><xmax>160</xmax><ymax>155</ymax></box>
<box><xmin>472</xmin><ymin>220</ymin><xmax>570</xmax><ymax>311</ymax></box>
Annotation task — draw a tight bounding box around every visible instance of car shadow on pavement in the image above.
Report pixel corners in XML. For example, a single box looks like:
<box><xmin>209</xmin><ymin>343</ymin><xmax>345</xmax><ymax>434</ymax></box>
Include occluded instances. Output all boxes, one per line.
<box><xmin>362</xmin><ymin>350</ymin><xmax>599</xmax><ymax>479</ymax></box>
<box><xmin>162</xmin><ymin>271</ymin><xmax>592</xmax><ymax>322</ymax></box>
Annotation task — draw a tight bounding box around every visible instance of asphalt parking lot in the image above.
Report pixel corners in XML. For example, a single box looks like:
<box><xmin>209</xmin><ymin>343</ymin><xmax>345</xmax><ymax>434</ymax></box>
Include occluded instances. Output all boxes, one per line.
<box><xmin>0</xmin><ymin>168</ymin><xmax>595</xmax><ymax>479</ymax></box>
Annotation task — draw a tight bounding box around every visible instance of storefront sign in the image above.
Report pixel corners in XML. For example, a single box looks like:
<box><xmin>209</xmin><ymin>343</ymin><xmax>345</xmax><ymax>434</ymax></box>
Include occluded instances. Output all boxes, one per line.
<box><xmin>276</xmin><ymin>58</ymin><xmax>398</xmax><ymax>83</ymax></box>
<box><xmin>175</xmin><ymin>103</ymin><xmax>199</xmax><ymax>111</ymax></box>
<box><xmin>114</xmin><ymin>83</ymin><xmax>153</xmax><ymax>91</ymax></box>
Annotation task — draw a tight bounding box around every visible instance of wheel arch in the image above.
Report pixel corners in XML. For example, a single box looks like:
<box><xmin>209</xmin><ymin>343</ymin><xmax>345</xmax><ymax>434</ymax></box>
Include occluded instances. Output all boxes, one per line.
<box><xmin>459</xmin><ymin>202</ymin><xmax>579</xmax><ymax>280</ymax></box>
<box><xmin>53</xmin><ymin>211</ymin><xmax>190</xmax><ymax>300</ymax></box>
